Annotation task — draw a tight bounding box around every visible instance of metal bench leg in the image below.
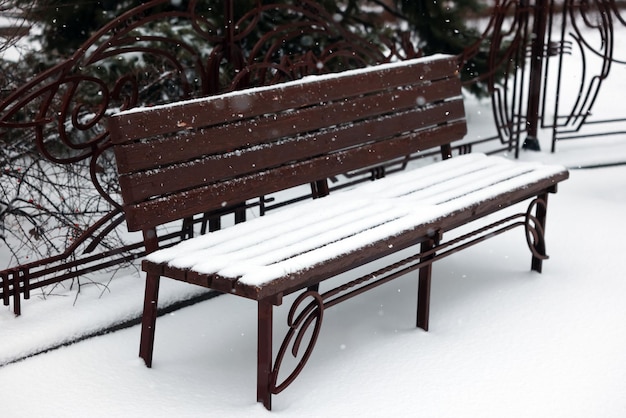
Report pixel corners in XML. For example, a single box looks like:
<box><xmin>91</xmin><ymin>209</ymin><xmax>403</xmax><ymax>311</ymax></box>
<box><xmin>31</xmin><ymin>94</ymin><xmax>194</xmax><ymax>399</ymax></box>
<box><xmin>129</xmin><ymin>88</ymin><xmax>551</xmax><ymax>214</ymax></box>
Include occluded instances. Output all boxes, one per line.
<box><xmin>417</xmin><ymin>238</ymin><xmax>435</xmax><ymax>331</ymax></box>
<box><xmin>139</xmin><ymin>272</ymin><xmax>160</xmax><ymax>368</ymax></box>
<box><xmin>258</xmin><ymin>299</ymin><xmax>274</xmax><ymax>410</ymax></box>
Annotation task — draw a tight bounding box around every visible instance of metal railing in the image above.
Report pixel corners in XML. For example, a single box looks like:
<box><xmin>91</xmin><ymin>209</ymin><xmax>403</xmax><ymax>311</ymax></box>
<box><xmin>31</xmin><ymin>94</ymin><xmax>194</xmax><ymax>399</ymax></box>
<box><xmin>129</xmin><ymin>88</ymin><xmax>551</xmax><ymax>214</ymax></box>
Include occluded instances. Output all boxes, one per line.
<box><xmin>1</xmin><ymin>0</ymin><xmax>616</xmax><ymax>315</ymax></box>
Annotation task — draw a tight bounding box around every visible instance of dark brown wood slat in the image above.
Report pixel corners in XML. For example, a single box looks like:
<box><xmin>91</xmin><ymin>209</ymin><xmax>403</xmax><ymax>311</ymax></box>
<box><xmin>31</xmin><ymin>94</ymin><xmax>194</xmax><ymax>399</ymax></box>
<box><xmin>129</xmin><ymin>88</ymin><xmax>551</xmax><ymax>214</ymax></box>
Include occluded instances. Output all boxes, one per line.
<box><xmin>114</xmin><ymin>76</ymin><xmax>462</xmax><ymax>174</ymax></box>
<box><xmin>163</xmin><ymin>264</ymin><xmax>188</xmax><ymax>281</ymax></box>
<box><xmin>178</xmin><ymin>268</ymin><xmax>212</xmax><ymax>288</ymax></box>
<box><xmin>108</xmin><ymin>56</ymin><xmax>459</xmax><ymax>143</ymax></box>
<box><xmin>122</xmin><ymin>121</ymin><xmax>467</xmax><ymax>231</ymax></box>
<box><xmin>118</xmin><ymin>99</ymin><xmax>465</xmax><ymax>205</ymax></box>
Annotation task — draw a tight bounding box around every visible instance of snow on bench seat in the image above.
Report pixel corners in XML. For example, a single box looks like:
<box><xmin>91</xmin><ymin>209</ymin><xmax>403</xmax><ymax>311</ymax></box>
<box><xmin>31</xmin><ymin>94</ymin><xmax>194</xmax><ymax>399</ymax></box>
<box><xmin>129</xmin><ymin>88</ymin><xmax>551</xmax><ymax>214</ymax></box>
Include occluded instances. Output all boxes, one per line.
<box><xmin>146</xmin><ymin>153</ymin><xmax>567</xmax><ymax>291</ymax></box>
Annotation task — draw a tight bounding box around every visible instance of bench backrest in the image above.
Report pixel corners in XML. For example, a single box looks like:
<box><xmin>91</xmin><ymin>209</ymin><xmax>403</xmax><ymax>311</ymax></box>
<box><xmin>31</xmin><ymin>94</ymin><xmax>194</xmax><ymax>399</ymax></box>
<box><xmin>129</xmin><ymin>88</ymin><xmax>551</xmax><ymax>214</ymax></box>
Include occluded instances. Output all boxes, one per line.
<box><xmin>109</xmin><ymin>54</ymin><xmax>466</xmax><ymax>232</ymax></box>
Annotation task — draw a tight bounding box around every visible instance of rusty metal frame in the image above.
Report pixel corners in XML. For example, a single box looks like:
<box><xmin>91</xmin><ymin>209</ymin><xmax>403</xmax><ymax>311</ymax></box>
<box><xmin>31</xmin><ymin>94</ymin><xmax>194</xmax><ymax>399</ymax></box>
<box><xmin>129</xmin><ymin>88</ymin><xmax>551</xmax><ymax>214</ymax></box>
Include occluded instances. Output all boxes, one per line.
<box><xmin>1</xmin><ymin>1</ymin><xmax>554</xmax><ymax>315</ymax></box>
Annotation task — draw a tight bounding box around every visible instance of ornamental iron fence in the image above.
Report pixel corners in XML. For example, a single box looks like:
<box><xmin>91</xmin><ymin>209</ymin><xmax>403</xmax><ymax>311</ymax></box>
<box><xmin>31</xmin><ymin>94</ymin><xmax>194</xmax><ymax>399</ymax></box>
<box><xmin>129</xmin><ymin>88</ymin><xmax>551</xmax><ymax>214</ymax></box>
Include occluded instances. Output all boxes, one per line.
<box><xmin>0</xmin><ymin>0</ymin><xmax>622</xmax><ymax>315</ymax></box>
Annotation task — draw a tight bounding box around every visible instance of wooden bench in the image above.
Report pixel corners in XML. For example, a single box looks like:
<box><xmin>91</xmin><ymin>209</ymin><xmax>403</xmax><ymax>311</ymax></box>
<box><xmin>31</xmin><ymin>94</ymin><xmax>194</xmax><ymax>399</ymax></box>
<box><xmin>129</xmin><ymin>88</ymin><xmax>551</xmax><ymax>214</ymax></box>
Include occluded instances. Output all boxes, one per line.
<box><xmin>108</xmin><ymin>54</ymin><xmax>569</xmax><ymax>410</ymax></box>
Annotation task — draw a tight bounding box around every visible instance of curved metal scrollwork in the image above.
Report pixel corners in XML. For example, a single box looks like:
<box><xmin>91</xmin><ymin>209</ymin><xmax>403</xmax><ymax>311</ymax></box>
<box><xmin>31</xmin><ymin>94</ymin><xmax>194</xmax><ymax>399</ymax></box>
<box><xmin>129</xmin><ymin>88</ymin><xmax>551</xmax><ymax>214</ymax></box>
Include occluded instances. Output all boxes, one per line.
<box><xmin>544</xmin><ymin>0</ymin><xmax>626</xmax><ymax>153</ymax></box>
<box><xmin>1</xmin><ymin>0</ymin><xmax>415</xmax><ymax>164</ymax></box>
<box><xmin>0</xmin><ymin>0</ymin><xmax>419</xmax><ymax>313</ymax></box>
<box><xmin>458</xmin><ymin>0</ymin><xmax>537</xmax><ymax>154</ymax></box>
<box><xmin>272</xmin><ymin>290</ymin><xmax>324</xmax><ymax>395</ymax></box>
<box><xmin>524</xmin><ymin>198</ymin><xmax>549</xmax><ymax>261</ymax></box>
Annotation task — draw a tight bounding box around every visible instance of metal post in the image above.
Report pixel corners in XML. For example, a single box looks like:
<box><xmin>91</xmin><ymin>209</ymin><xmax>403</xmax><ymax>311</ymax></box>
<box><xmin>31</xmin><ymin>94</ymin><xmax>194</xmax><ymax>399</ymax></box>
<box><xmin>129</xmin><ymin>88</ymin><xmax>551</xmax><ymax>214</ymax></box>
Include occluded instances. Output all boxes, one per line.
<box><xmin>224</xmin><ymin>0</ymin><xmax>235</xmax><ymax>63</ymax></box>
<box><xmin>139</xmin><ymin>271</ymin><xmax>160</xmax><ymax>367</ymax></box>
<box><xmin>12</xmin><ymin>270</ymin><xmax>22</xmax><ymax>316</ymax></box>
<box><xmin>257</xmin><ymin>299</ymin><xmax>274</xmax><ymax>410</ymax></box>
<box><xmin>139</xmin><ymin>228</ymin><xmax>161</xmax><ymax>368</ymax></box>
<box><xmin>417</xmin><ymin>238</ymin><xmax>435</xmax><ymax>331</ymax></box>
<box><xmin>523</xmin><ymin>0</ymin><xmax>550</xmax><ymax>151</ymax></box>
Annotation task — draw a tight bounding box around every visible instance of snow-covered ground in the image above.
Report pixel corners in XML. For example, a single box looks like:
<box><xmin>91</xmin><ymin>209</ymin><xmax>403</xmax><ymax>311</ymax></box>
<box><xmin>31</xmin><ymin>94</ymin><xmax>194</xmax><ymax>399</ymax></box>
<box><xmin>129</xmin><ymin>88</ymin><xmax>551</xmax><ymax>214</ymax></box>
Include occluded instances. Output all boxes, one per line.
<box><xmin>1</xmin><ymin>97</ymin><xmax>625</xmax><ymax>416</ymax></box>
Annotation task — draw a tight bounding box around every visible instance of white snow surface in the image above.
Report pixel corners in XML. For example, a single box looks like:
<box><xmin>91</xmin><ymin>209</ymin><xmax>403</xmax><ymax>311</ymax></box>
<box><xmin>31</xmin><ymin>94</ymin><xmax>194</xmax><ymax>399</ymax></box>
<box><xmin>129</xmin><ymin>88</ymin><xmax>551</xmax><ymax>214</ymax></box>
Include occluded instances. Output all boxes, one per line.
<box><xmin>2</xmin><ymin>72</ymin><xmax>626</xmax><ymax>418</ymax></box>
<box><xmin>147</xmin><ymin>153</ymin><xmax>567</xmax><ymax>287</ymax></box>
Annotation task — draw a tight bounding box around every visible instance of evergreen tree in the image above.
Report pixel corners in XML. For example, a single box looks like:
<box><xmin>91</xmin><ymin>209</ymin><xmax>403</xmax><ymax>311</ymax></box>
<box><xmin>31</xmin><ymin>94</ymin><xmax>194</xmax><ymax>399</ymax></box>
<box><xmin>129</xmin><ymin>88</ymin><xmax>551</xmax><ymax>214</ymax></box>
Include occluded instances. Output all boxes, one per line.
<box><xmin>388</xmin><ymin>0</ymin><xmax>494</xmax><ymax>96</ymax></box>
<box><xmin>27</xmin><ymin>1</ymin><xmax>487</xmax><ymax>62</ymax></box>
<box><xmin>14</xmin><ymin>1</ymin><xmax>497</xmax><ymax>95</ymax></box>
<box><xmin>29</xmin><ymin>1</ymin><xmax>147</xmax><ymax>55</ymax></box>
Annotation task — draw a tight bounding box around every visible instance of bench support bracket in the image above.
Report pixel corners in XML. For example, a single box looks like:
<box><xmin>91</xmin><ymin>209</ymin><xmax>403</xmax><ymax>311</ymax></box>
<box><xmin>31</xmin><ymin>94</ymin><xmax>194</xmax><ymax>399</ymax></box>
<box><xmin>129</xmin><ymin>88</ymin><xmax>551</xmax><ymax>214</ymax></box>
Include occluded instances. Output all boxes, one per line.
<box><xmin>526</xmin><ymin>193</ymin><xmax>549</xmax><ymax>273</ymax></box>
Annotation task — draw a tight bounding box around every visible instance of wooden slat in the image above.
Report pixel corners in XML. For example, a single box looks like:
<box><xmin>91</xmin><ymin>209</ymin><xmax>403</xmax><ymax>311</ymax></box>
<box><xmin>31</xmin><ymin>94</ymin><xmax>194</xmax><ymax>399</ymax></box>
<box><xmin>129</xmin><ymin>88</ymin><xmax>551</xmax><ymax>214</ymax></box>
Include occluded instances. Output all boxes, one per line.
<box><xmin>122</xmin><ymin>121</ymin><xmax>467</xmax><ymax>231</ymax></box>
<box><xmin>118</xmin><ymin>99</ymin><xmax>465</xmax><ymax>205</ymax></box>
<box><xmin>108</xmin><ymin>55</ymin><xmax>459</xmax><ymax>143</ymax></box>
<box><xmin>114</xmin><ymin>76</ymin><xmax>462</xmax><ymax>174</ymax></box>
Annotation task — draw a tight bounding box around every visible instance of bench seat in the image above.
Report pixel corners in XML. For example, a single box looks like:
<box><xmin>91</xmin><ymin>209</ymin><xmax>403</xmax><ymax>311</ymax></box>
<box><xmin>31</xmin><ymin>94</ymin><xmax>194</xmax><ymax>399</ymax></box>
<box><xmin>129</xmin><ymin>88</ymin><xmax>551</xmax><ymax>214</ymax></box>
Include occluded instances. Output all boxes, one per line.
<box><xmin>144</xmin><ymin>153</ymin><xmax>568</xmax><ymax>301</ymax></box>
